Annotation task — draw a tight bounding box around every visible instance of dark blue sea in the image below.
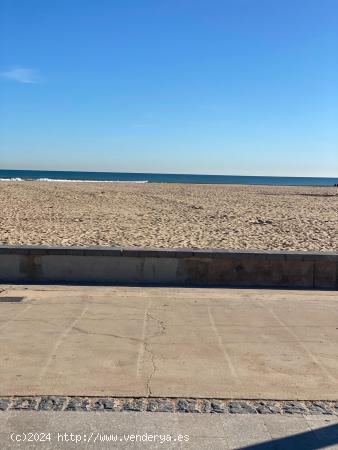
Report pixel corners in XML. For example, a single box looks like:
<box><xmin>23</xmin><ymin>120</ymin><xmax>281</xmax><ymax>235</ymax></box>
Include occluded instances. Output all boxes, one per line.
<box><xmin>0</xmin><ymin>169</ymin><xmax>337</xmax><ymax>186</ymax></box>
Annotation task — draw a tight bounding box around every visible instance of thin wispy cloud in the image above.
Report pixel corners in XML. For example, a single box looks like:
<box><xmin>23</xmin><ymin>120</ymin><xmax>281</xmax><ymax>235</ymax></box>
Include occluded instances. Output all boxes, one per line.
<box><xmin>0</xmin><ymin>67</ymin><xmax>40</xmax><ymax>84</ymax></box>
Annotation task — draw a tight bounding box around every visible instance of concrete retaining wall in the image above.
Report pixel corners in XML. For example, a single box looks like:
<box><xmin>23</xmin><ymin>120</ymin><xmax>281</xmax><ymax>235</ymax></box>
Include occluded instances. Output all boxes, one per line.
<box><xmin>0</xmin><ymin>245</ymin><xmax>337</xmax><ymax>289</ymax></box>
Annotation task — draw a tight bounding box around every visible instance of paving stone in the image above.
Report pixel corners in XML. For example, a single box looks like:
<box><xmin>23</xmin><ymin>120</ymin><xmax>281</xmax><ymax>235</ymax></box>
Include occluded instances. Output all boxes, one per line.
<box><xmin>229</xmin><ymin>401</ymin><xmax>256</xmax><ymax>414</ymax></box>
<box><xmin>177</xmin><ymin>399</ymin><xmax>201</xmax><ymax>413</ymax></box>
<box><xmin>0</xmin><ymin>399</ymin><xmax>10</xmax><ymax>411</ymax></box>
<box><xmin>147</xmin><ymin>399</ymin><xmax>174</xmax><ymax>412</ymax></box>
<box><xmin>282</xmin><ymin>401</ymin><xmax>307</xmax><ymax>414</ymax></box>
<box><xmin>201</xmin><ymin>400</ymin><xmax>212</xmax><ymax>413</ymax></box>
<box><xmin>65</xmin><ymin>398</ymin><xmax>89</xmax><ymax>411</ymax></box>
<box><xmin>254</xmin><ymin>401</ymin><xmax>281</xmax><ymax>414</ymax></box>
<box><xmin>306</xmin><ymin>402</ymin><xmax>333</xmax><ymax>415</ymax></box>
<box><xmin>122</xmin><ymin>399</ymin><xmax>145</xmax><ymax>411</ymax></box>
<box><xmin>210</xmin><ymin>401</ymin><xmax>227</xmax><ymax>413</ymax></box>
<box><xmin>12</xmin><ymin>397</ymin><xmax>40</xmax><ymax>410</ymax></box>
<box><xmin>39</xmin><ymin>396</ymin><xmax>67</xmax><ymax>411</ymax></box>
<box><xmin>92</xmin><ymin>398</ymin><xmax>117</xmax><ymax>411</ymax></box>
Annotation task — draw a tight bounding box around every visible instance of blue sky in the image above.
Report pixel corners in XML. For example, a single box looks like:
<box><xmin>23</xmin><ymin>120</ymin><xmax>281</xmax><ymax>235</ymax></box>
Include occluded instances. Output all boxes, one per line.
<box><xmin>0</xmin><ymin>0</ymin><xmax>337</xmax><ymax>176</ymax></box>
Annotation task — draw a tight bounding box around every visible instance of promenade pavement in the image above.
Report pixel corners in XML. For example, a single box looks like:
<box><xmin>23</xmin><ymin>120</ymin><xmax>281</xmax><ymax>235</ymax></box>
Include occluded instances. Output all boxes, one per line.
<box><xmin>1</xmin><ymin>284</ymin><xmax>338</xmax><ymax>449</ymax></box>
<box><xmin>0</xmin><ymin>285</ymin><xmax>337</xmax><ymax>399</ymax></box>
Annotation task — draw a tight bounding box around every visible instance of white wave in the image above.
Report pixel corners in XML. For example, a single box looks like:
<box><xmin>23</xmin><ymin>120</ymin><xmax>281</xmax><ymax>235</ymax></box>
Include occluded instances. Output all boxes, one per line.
<box><xmin>0</xmin><ymin>178</ymin><xmax>23</xmax><ymax>181</ymax></box>
<box><xmin>36</xmin><ymin>178</ymin><xmax>149</xmax><ymax>183</ymax></box>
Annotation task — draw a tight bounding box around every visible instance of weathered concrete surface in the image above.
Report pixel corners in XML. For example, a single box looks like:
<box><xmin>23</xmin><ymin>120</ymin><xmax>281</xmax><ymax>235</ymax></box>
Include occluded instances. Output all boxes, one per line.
<box><xmin>0</xmin><ymin>412</ymin><xmax>338</xmax><ymax>449</ymax></box>
<box><xmin>0</xmin><ymin>245</ymin><xmax>337</xmax><ymax>289</ymax></box>
<box><xmin>0</xmin><ymin>285</ymin><xmax>338</xmax><ymax>400</ymax></box>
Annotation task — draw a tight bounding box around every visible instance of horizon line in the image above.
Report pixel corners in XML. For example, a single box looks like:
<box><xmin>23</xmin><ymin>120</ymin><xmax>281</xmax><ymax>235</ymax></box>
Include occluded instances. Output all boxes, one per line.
<box><xmin>0</xmin><ymin>168</ymin><xmax>337</xmax><ymax>179</ymax></box>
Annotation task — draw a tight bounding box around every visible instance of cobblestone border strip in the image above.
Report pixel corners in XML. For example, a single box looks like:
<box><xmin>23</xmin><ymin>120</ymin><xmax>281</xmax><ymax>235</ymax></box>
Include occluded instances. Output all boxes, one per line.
<box><xmin>0</xmin><ymin>398</ymin><xmax>337</xmax><ymax>415</ymax></box>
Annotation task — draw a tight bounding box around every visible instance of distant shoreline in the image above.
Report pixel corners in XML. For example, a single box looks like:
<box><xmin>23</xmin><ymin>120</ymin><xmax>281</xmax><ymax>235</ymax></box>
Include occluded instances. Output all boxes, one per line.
<box><xmin>0</xmin><ymin>170</ymin><xmax>337</xmax><ymax>186</ymax></box>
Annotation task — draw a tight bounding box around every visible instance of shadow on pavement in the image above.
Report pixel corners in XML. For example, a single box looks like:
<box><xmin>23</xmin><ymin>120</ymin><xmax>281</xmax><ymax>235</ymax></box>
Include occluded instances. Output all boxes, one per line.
<box><xmin>241</xmin><ymin>422</ymin><xmax>338</xmax><ymax>450</ymax></box>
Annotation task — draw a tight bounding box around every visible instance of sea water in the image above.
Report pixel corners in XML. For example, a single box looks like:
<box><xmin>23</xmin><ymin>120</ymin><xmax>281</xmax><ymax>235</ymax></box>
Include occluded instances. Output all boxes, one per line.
<box><xmin>0</xmin><ymin>169</ymin><xmax>337</xmax><ymax>186</ymax></box>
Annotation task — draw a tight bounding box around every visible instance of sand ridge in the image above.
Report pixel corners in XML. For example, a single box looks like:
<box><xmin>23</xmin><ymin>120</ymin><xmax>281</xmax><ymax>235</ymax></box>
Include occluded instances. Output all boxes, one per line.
<box><xmin>0</xmin><ymin>181</ymin><xmax>337</xmax><ymax>251</ymax></box>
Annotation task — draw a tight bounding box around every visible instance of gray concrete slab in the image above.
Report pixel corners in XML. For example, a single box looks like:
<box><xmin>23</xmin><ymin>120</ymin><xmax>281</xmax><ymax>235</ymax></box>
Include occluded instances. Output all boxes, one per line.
<box><xmin>0</xmin><ymin>412</ymin><xmax>338</xmax><ymax>449</ymax></box>
<box><xmin>0</xmin><ymin>285</ymin><xmax>338</xmax><ymax>399</ymax></box>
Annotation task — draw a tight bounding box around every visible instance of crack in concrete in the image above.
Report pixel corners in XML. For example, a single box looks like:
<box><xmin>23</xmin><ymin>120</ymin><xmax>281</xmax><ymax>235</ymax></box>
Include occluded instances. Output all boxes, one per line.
<box><xmin>146</xmin><ymin>312</ymin><xmax>166</xmax><ymax>340</ymax></box>
<box><xmin>72</xmin><ymin>326</ymin><xmax>143</xmax><ymax>343</ymax></box>
<box><xmin>144</xmin><ymin>340</ymin><xmax>156</xmax><ymax>396</ymax></box>
<box><xmin>143</xmin><ymin>312</ymin><xmax>166</xmax><ymax>396</ymax></box>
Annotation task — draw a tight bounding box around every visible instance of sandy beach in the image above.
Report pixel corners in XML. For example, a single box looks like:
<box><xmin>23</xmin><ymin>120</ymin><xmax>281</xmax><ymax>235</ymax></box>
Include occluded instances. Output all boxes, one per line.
<box><xmin>0</xmin><ymin>181</ymin><xmax>337</xmax><ymax>251</ymax></box>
